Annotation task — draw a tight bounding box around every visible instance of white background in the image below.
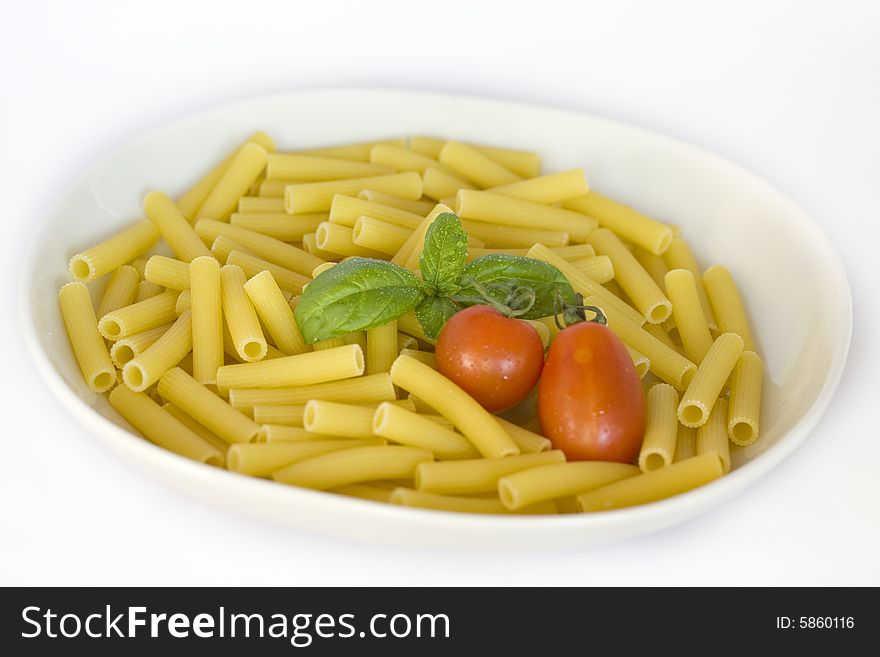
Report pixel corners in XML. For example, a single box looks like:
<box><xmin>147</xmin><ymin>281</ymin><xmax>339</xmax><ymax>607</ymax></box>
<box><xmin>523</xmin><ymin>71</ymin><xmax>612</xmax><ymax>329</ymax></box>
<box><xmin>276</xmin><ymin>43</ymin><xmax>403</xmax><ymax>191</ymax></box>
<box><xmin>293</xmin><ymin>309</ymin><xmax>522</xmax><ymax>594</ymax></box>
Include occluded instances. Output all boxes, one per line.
<box><xmin>2</xmin><ymin>0</ymin><xmax>878</xmax><ymax>586</ymax></box>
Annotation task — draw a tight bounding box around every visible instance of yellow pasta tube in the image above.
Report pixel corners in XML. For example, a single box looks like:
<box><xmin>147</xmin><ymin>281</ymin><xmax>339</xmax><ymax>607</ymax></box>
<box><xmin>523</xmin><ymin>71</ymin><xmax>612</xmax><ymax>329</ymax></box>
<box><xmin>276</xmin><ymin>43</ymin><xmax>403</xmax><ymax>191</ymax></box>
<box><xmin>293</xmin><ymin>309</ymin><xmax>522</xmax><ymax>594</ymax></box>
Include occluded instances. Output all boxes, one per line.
<box><xmin>196</xmin><ymin>143</ymin><xmax>268</xmax><ymax>222</ymax></box>
<box><xmin>665</xmin><ymin>268</ymin><xmax>713</xmax><ymax>364</ymax></box>
<box><xmin>273</xmin><ymin>446</ymin><xmax>433</xmax><ymax>490</ymax></box>
<box><xmin>315</xmin><ymin>222</ymin><xmax>386</xmax><ymax>258</ymax></box>
<box><xmin>296</xmin><ymin>138</ymin><xmax>406</xmax><ymax>162</ymax></box>
<box><xmin>703</xmin><ymin>265</ymin><xmax>756</xmax><ymax>351</ymax></box>
<box><xmin>396</xmin><ymin>333</ymin><xmax>417</xmax><ymax>352</ymax></box>
<box><xmin>253</xmin><ymin>405</ymin><xmax>305</xmax><ymax>426</ymax></box>
<box><xmin>109</xmin><ymin>385</ymin><xmax>224</xmax><ymax>465</ymax></box>
<box><xmin>570</xmin><ymin>255</ymin><xmax>614</xmax><ymax>284</ymax></box>
<box><xmin>301</xmin><ymin>233</ymin><xmax>343</xmax><ymax>260</ymax></box>
<box><xmin>144</xmin><ymin>255</ymin><xmax>191</xmax><ymax>291</ymax></box>
<box><xmin>97</xmin><ymin>265</ymin><xmax>140</xmax><ymax>317</ymax></box>
<box><xmin>407</xmin><ymin>136</ymin><xmax>445</xmax><ymax>158</ymax></box>
<box><xmin>472</xmin><ymin>144</ymin><xmax>541</xmax><ymax>179</ymax></box>
<box><xmin>135</xmin><ymin>281</ymin><xmax>163</xmax><ymax>302</ymax></box>
<box><xmin>457</xmin><ymin>190</ymin><xmax>596</xmax><ymax>242</ymax></box>
<box><xmin>143</xmin><ymin>191</ymin><xmax>212</xmax><ymax>262</ymax></box>
<box><xmin>370</xmin><ymin>144</ymin><xmax>452</xmax><ymax>176</ymax></box>
<box><xmin>99</xmin><ymin>289</ymin><xmax>179</xmax><ymax>340</ymax></box>
<box><xmin>398</xmin><ymin>348</ymin><xmax>436</xmax><ymax>369</ymax></box>
<box><xmin>285</xmin><ymin>172</ymin><xmax>423</xmax><ymax>214</ymax></box>
<box><xmin>209</xmin><ymin>235</ymin><xmax>251</xmax><ymax>262</ymax></box>
<box><xmin>122</xmin><ymin>310</ymin><xmax>192</xmax><ymax>391</ymax></box>
<box><xmin>390</xmin><ymin>355</ymin><xmax>519</xmax><ymax>458</ymax></box>
<box><xmin>390</xmin><ymin>488</ymin><xmax>555</xmax><ymax>515</ymax></box>
<box><xmin>237</xmin><ymin>196</ymin><xmax>285</xmax><ymax>213</ymax></box>
<box><xmin>674</xmin><ymin>425</ymin><xmax>697</xmax><ymax>462</ymax></box>
<box><xmin>110</xmin><ymin>324</ymin><xmax>170</xmax><ymax>368</ymax></box>
<box><xmin>332</xmin><ymin>483</ymin><xmax>396</xmax><ymax>503</ymax></box>
<box><xmin>638</xmin><ymin>384</ymin><xmax>680</xmax><ymax>472</ymax></box>
<box><xmin>728</xmin><ymin>351</ymin><xmax>762</xmax><ymax>446</ymax></box>
<box><xmin>328</xmin><ymin>195</ymin><xmax>422</xmax><ymax>230</ymax></box>
<box><xmin>587</xmin><ymin>228</ymin><xmax>671</xmax><ymax>323</ymax></box>
<box><xmin>493</xmin><ymin>416</ymin><xmax>552</xmax><ymax>454</ymax></box>
<box><xmin>551</xmin><ymin>244</ymin><xmax>597</xmax><ymax>260</ymax></box>
<box><xmin>225</xmin><ymin>250</ymin><xmax>309</xmax><ymax>296</ymax></box>
<box><xmin>188</xmin><ymin>256</ymin><xmax>223</xmax><ymax>385</ymax></box>
<box><xmin>258</xmin><ymin>179</ymin><xmax>300</xmax><ymax>198</ymax></box>
<box><xmin>488</xmin><ymin>169</ymin><xmax>589</xmax><ymax>204</ymax></box>
<box><xmin>439</xmin><ymin>141</ymin><xmax>521</xmax><ymax>187</ymax></box>
<box><xmin>422</xmin><ymin>167</ymin><xmax>476</xmax><ymax>201</ymax></box>
<box><xmin>230</xmin><ymin>212</ymin><xmax>326</xmax><ymax>241</ymax></box>
<box><xmin>219</xmin><ymin>265</ymin><xmax>266</xmax><ymax>362</ymax></box>
<box><xmin>357</xmin><ymin>190</ymin><xmax>435</xmax><ymax>215</ymax></box>
<box><xmin>302</xmin><ymin>400</ymin><xmax>376</xmax><ymax>439</ymax></box>
<box><xmin>228</xmin><ymin>372</ymin><xmax>393</xmax><ymax>411</ymax></box>
<box><xmin>416</xmin><ymin>451</ymin><xmax>565</xmax><ymax>495</ymax></box>
<box><xmin>626</xmin><ymin>346</ymin><xmax>650</xmax><ymax>379</ymax></box>
<box><xmin>634</xmin><ymin>246</ymin><xmax>669</xmax><ymax>289</ymax></box>
<box><xmin>372</xmin><ymin>402</ymin><xmax>480</xmax><ymax>460</ymax></box>
<box><xmin>163</xmin><ymin>402</ymin><xmax>229</xmax><ymax>457</ymax></box>
<box><xmin>395</xmin><ymin>203</ymin><xmax>453</xmax><ymax>269</ymax></box>
<box><xmin>461</xmin><ymin>220</ymin><xmax>569</xmax><ymax>249</ymax></box>
<box><xmin>696</xmin><ymin>397</ymin><xmax>730</xmax><ymax>473</ymax></box>
<box><xmin>577</xmin><ymin>453</ymin><xmax>724</xmax><ymax>511</ymax></box>
<box><xmin>58</xmin><ymin>282</ymin><xmax>115</xmax><ymax>392</ymax></box>
<box><xmin>228</xmin><ymin>439</ymin><xmax>382</xmax><ymax>476</ymax></box>
<box><xmin>366</xmin><ymin>320</ymin><xmax>398</xmax><ymax>375</ymax></box>
<box><xmin>526</xmin><ymin>244</ymin><xmax>645</xmax><ymax>327</ymax></box>
<box><xmin>350</xmin><ymin>218</ymin><xmax>411</xmax><ymax>255</ymax></box>
<box><xmin>217</xmin><ymin>344</ymin><xmax>364</xmax><ymax>392</ymax></box>
<box><xmin>243</xmin><ymin>270</ymin><xmax>308</xmax><ymax>356</ymax></box>
<box><xmin>663</xmin><ymin>238</ymin><xmax>717</xmax><ymax>330</ymax></box>
<box><xmin>267</xmin><ymin>153</ymin><xmax>391</xmax><ymax>181</ymax></box>
<box><xmin>195</xmin><ymin>219</ymin><xmax>324</xmax><ymax>277</ymax></box>
<box><xmin>177</xmin><ymin>131</ymin><xmax>275</xmax><ymax>220</ymax></box>
<box><xmin>678</xmin><ymin>333</ymin><xmax>744</xmax><ymax>427</ymax></box>
<box><xmin>69</xmin><ymin>220</ymin><xmax>159</xmax><ymax>282</ymax></box>
<box><xmin>498</xmin><ymin>461</ymin><xmax>640</xmax><ymax>510</ymax></box>
<box><xmin>563</xmin><ymin>192</ymin><xmax>673</xmax><ymax>255</ymax></box>
<box><xmin>158</xmin><ymin>367</ymin><xmax>261</xmax><ymax>444</ymax></box>
<box><xmin>260</xmin><ymin>425</ymin><xmax>340</xmax><ymax>442</ymax></box>
<box><xmin>129</xmin><ymin>257</ymin><xmax>148</xmax><ymax>278</ymax></box>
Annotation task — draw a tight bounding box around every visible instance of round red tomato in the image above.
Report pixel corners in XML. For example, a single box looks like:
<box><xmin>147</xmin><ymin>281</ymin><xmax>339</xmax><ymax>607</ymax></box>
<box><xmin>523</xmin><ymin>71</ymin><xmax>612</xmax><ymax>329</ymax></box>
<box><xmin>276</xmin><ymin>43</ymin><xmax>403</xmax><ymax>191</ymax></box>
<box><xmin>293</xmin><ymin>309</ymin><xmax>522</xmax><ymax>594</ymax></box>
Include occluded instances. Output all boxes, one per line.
<box><xmin>538</xmin><ymin>321</ymin><xmax>645</xmax><ymax>462</ymax></box>
<box><xmin>435</xmin><ymin>305</ymin><xmax>545</xmax><ymax>412</ymax></box>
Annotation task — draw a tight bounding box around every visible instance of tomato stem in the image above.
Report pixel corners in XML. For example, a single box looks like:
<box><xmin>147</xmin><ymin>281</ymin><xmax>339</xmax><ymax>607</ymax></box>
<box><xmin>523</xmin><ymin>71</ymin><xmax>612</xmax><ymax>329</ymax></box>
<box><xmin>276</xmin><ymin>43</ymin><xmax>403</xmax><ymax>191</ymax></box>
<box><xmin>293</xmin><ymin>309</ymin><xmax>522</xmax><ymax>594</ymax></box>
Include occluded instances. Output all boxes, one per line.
<box><xmin>456</xmin><ymin>277</ymin><xmax>537</xmax><ymax>318</ymax></box>
<box><xmin>552</xmin><ymin>292</ymin><xmax>607</xmax><ymax>329</ymax></box>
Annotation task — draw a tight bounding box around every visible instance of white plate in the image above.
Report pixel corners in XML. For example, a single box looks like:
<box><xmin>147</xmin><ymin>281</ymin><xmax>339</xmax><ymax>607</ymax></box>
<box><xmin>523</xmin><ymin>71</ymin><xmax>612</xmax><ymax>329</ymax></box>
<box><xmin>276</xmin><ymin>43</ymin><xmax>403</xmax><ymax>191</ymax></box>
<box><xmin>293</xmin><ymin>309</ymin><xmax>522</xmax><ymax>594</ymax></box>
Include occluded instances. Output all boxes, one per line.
<box><xmin>20</xmin><ymin>90</ymin><xmax>852</xmax><ymax>548</ymax></box>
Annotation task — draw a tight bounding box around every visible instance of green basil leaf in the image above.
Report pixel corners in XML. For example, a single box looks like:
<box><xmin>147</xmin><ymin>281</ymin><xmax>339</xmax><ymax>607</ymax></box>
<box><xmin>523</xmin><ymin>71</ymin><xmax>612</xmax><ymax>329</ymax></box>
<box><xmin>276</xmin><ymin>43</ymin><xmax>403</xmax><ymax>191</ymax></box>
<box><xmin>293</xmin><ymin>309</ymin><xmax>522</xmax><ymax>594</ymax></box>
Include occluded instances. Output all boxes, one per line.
<box><xmin>414</xmin><ymin>296</ymin><xmax>461</xmax><ymax>340</ymax></box>
<box><xmin>294</xmin><ymin>258</ymin><xmax>423</xmax><ymax>342</ymax></box>
<box><xmin>419</xmin><ymin>212</ymin><xmax>469</xmax><ymax>295</ymax></box>
<box><xmin>458</xmin><ymin>254</ymin><xmax>577</xmax><ymax>319</ymax></box>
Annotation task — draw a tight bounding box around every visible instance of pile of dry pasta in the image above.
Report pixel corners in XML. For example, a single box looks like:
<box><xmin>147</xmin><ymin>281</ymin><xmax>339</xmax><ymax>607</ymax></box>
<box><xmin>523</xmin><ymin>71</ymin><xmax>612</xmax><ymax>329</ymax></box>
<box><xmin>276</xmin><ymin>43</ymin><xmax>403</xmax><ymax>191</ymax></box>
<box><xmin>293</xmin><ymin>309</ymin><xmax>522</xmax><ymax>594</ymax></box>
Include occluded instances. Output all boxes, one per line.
<box><xmin>59</xmin><ymin>132</ymin><xmax>762</xmax><ymax>515</ymax></box>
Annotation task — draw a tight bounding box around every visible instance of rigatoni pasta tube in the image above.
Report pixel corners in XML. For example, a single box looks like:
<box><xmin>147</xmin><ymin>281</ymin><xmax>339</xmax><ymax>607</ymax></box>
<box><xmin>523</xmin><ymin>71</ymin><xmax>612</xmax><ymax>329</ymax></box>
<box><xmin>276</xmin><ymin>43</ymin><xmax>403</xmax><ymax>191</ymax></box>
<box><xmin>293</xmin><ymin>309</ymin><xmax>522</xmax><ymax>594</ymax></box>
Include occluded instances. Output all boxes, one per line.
<box><xmin>267</xmin><ymin>153</ymin><xmax>391</xmax><ymax>181</ymax></box>
<box><xmin>370</xmin><ymin>144</ymin><xmax>450</xmax><ymax>175</ymax></box>
<box><xmin>217</xmin><ymin>344</ymin><xmax>364</xmax><ymax>391</ymax></box>
<box><xmin>163</xmin><ymin>403</ymin><xmax>229</xmax><ymax>457</ymax></box>
<box><xmin>457</xmin><ymin>190</ymin><xmax>596</xmax><ymax>242</ymax></box>
<box><xmin>332</xmin><ymin>483</ymin><xmax>396</xmax><ymax>503</ymax></box>
<box><xmin>494</xmin><ymin>416</ymin><xmax>552</xmax><ymax>454</ymax></box>
<box><xmin>626</xmin><ymin>346</ymin><xmax>650</xmax><ymax>379</ymax></box>
<box><xmin>703</xmin><ymin>265</ymin><xmax>756</xmax><ymax>351</ymax></box>
<box><xmin>674</xmin><ymin>425</ymin><xmax>697</xmax><ymax>462</ymax></box>
<box><xmin>177</xmin><ymin>131</ymin><xmax>275</xmax><ymax>220</ymax></box>
<box><xmin>243</xmin><ymin>270</ymin><xmax>308</xmax><ymax>355</ymax></box>
<box><xmin>227</xmin><ymin>439</ymin><xmax>383</xmax><ymax>477</ymax></box>
<box><xmin>196</xmin><ymin>142</ymin><xmax>268</xmax><ymax>222</ymax></box>
<box><xmin>563</xmin><ymin>192</ymin><xmax>673</xmax><ymax>255</ymax></box>
<box><xmin>633</xmin><ymin>247</ymin><xmax>669</xmax><ymax>289</ymax></box>
<box><xmin>315</xmin><ymin>222</ymin><xmax>385</xmax><ymax>258</ymax></box>
<box><xmin>144</xmin><ymin>256</ymin><xmax>190</xmax><ymax>291</ymax></box>
<box><xmin>110</xmin><ymin>324</ymin><xmax>170</xmax><ymax>368</ymax></box>
<box><xmin>663</xmin><ymin>238</ymin><xmax>716</xmax><ymax>330</ymax></box>
<box><xmin>678</xmin><ymin>333</ymin><xmax>744</xmax><ymax>428</ymax></box>
<box><xmin>253</xmin><ymin>405</ymin><xmax>305</xmax><ymax>426</ymax></box>
<box><xmin>273</xmin><ymin>446</ymin><xmax>433</xmax><ymax>490</ymax></box>
<box><xmin>296</xmin><ymin>138</ymin><xmax>406</xmax><ymax>162</ymax></box>
<box><xmin>366</xmin><ymin>320</ymin><xmax>398</xmax><ymax>375</ymax></box>
<box><xmin>577</xmin><ymin>453</ymin><xmax>724</xmax><ymax>511</ymax></box>
<box><xmin>260</xmin><ymin>425</ymin><xmax>339</xmax><ymax>443</ymax></box>
<box><xmin>373</xmin><ymin>402</ymin><xmax>480</xmax><ymax>460</ymax></box>
<box><xmin>390</xmin><ymin>489</ymin><xmax>555</xmax><ymax>515</ymax></box>
<box><xmin>109</xmin><ymin>386</ymin><xmax>224</xmax><ymax>466</ymax></box>
<box><xmin>487</xmin><ymin>169</ymin><xmax>589</xmax><ymax>204</ymax></box>
<box><xmin>230</xmin><ymin>212</ymin><xmax>325</xmax><ymax>241</ymax></box>
<box><xmin>158</xmin><ymin>367</ymin><xmax>261</xmax><ymax>444</ymax></box>
<box><xmin>98</xmin><ymin>290</ymin><xmax>179</xmax><ymax>340</ymax></box>
<box><xmin>422</xmin><ymin>167</ymin><xmax>475</xmax><ymax>201</ymax></box>
<box><xmin>136</xmin><ymin>281</ymin><xmax>163</xmax><ymax>302</ymax></box>
<box><xmin>439</xmin><ymin>141</ymin><xmax>521</xmax><ymax>187</ymax></box>
<box><xmin>328</xmin><ymin>195</ymin><xmax>423</xmax><ymax>230</ymax></box>
<box><xmin>58</xmin><ymin>283</ymin><xmax>115</xmax><ymax>392</ymax></box>
<box><xmin>571</xmin><ymin>255</ymin><xmax>614</xmax><ymax>284</ymax></box>
<box><xmin>122</xmin><ymin>311</ymin><xmax>192</xmax><ymax>391</ymax></box>
<box><xmin>393</xmin><ymin>203</ymin><xmax>452</xmax><ymax>269</ymax></box>
<box><xmin>238</xmin><ymin>196</ymin><xmax>285</xmax><ymax>213</ymax></box>
<box><xmin>696</xmin><ymin>398</ymin><xmax>730</xmax><ymax>473</ymax></box>
<box><xmin>228</xmin><ymin>372</ymin><xmax>393</xmax><ymax>411</ymax></box>
<box><xmin>189</xmin><ymin>257</ymin><xmax>223</xmax><ymax>385</ymax></box>
<box><xmin>587</xmin><ymin>228</ymin><xmax>671</xmax><ymax>323</ymax></box>
<box><xmin>497</xmin><ymin>462</ymin><xmax>640</xmax><ymax>511</ymax></box>
<box><xmin>303</xmin><ymin>400</ymin><xmax>376</xmax><ymax>439</ymax></box>
<box><xmin>285</xmin><ymin>172</ymin><xmax>423</xmax><ymax>214</ymax></box>
<box><xmin>390</xmin><ymin>355</ymin><xmax>520</xmax><ymax>459</ymax></box>
<box><xmin>415</xmin><ymin>451</ymin><xmax>565</xmax><ymax>495</ymax></box>
<box><xmin>472</xmin><ymin>144</ymin><xmax>541</xmax><ymax>179</ymax></box>
<box><xmin>357</xmin><ymin>190</ymin><xmax>434</xmax><ymax>215</ymax></box>
<box><xmin>69</xmin><ymin>220</ymin><xmax>159</xmax><ymax>282</ymax></box>
<box><xmin>195</xmin><ymin>219</ymin><xmax>324</xmax><ymax>277</ymax></box>
<box><xmin>461</xmin><ymin>220</ymin><xmax>569</xmax><ymax>249</ymax></box>
<box><xmin>143</xmin><ymin>191</ymin><xmax>211</xmax><ymax>262</ymax></box>
<box><xmin>226</xmin><ymin>250</ymin><xmax>309</xmax><ymax>296</ymax></box>
<box><xmin>638</xmin><ymin>384</ymin><xmax>680</xmax><ymax>472</ymax></box>
<box><xmin>398</xmin><ymin>349</ymin><xmax>436</xmax><ymax>369</ymax></box>
<box><xmin>219</xmin><ymin>265</ymin><xmax>266</xmax><ymax>362</ymax></box>
<box><xmin>728</xmin><ymin>351</ymin><xmax>762</xmax><ymax>446</ymax></box>
<box><xmin>352</xmin><ymin>217</ymin><xmax>411</xmax><ymax>255</ymax></box>
<box><xmin>97</xmin><ymin>265</ymin><xmax>140</xmax><ymax>318</ymax></box>
<box><xmin>665</xmin><ymin>268</ymin><xmax>713</xmax><ymax>364</ymax></box>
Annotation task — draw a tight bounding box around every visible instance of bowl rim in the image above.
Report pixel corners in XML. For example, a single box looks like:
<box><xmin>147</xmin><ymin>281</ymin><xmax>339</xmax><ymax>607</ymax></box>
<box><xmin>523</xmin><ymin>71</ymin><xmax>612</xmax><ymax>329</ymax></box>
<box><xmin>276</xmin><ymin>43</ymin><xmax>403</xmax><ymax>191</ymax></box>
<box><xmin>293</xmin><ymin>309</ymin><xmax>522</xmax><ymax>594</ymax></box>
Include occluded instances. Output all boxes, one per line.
<box><xmin>18</xmin><ymin>88</ymin><xmax>854</xmax><ymax>535</ymax></box>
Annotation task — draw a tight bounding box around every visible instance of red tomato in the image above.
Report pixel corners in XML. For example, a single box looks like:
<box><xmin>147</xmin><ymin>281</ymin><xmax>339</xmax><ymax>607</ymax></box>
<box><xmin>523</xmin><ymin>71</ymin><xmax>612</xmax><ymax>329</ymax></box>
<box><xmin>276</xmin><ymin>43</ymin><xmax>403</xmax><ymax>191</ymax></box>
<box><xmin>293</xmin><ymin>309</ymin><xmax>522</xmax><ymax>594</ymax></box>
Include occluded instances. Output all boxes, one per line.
<box><xmin>435</xmin><ymin>305</ymin><xmax>545</xmax><ymax>412</ymax></box>
<box><xmin>538</xmin><ymin>321</ymin><xmax>645</xmax><ymax>462</ymax></box>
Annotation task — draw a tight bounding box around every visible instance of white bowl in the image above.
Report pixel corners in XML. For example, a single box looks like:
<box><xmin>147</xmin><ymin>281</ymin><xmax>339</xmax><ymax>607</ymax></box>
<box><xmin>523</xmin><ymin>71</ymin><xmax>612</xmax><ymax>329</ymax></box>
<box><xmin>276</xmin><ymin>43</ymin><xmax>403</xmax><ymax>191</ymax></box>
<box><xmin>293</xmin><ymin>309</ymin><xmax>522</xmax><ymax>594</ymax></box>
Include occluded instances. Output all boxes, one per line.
<box><xmin>21</xmin><ymin>90</ymin><xmax>852</xmax><ymax>548</ymax></box>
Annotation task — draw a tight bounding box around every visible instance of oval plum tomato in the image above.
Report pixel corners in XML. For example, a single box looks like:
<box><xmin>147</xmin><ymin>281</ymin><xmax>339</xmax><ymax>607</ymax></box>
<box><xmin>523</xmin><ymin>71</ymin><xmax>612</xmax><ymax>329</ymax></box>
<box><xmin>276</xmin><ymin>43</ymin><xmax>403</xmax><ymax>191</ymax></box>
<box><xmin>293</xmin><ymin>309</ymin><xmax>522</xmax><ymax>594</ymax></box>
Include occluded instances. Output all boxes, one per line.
<box><xmin>538</xmin><ymin>321</ymin><xmax>645</xmax><ymax>462</ymax></box>
<box><xmin>435</xmin><ymin>305</ymin><xmax>545</xmax><ymax>412</ymax></box>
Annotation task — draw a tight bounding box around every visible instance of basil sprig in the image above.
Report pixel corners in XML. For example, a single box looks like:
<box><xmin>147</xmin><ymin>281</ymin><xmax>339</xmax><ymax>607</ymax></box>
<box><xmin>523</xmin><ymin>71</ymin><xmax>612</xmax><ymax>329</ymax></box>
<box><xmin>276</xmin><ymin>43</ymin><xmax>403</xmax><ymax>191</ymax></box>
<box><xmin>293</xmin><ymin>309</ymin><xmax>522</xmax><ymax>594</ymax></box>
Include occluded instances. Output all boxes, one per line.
<box><xmin>293</xmin><ymin>212</ymin><xmax>577</xmax><ymax>342</ymax></box>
